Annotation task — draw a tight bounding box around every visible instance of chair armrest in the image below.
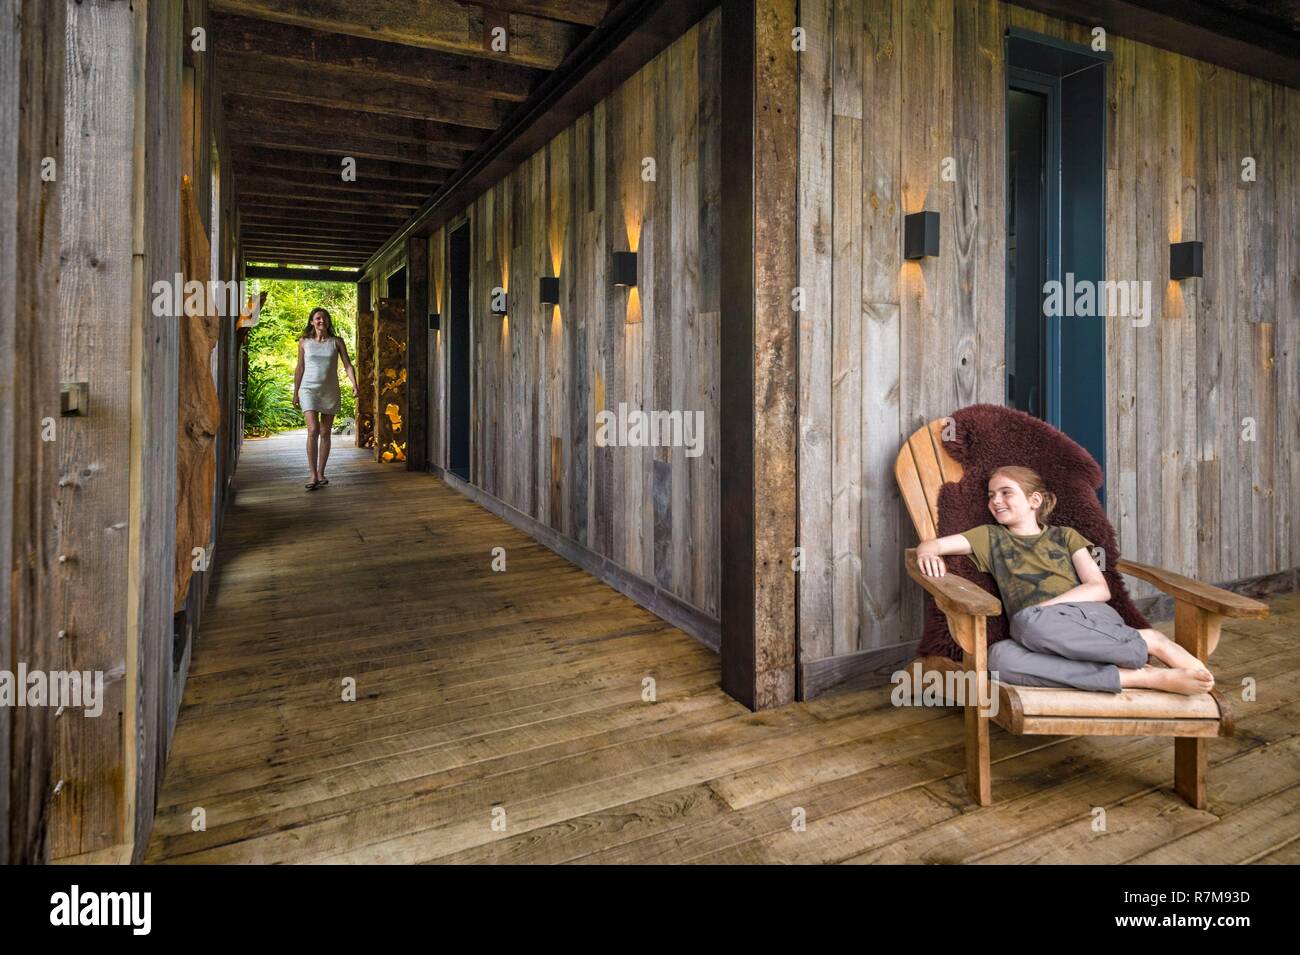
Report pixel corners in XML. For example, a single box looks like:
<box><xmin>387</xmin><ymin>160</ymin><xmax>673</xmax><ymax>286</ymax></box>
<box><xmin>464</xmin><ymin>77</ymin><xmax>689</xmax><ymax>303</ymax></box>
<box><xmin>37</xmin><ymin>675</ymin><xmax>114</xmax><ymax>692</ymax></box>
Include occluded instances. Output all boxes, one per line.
<box><xmin>1116</xmin><ymin>558</ymin><xmax>1269</xmax><ymax>619</ymax></box>
<box><xmin>905</xmin><ymin>549</ymin><xmax>1002</xmax><ymax>618</ymax></box>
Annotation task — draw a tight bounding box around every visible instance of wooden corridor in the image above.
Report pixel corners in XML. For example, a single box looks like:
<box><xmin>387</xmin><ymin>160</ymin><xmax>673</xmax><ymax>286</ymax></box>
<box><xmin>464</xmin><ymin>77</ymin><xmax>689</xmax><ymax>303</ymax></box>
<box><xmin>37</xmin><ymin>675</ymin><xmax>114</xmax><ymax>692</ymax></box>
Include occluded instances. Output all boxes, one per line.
<box><xmin>145</xmin><ymin>432</ymin><xmax>1300</xmax><ymax>864</ymax></box>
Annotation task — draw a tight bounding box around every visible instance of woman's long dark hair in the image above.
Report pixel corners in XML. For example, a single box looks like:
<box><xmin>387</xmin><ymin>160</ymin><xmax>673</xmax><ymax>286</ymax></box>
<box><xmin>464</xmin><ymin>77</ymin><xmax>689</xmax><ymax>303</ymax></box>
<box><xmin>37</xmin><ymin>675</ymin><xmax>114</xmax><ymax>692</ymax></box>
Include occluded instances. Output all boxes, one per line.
<box><xmin>300</xmin><ymin>306</ymin><xmax>336</xmax><ymax>340</ymax></box>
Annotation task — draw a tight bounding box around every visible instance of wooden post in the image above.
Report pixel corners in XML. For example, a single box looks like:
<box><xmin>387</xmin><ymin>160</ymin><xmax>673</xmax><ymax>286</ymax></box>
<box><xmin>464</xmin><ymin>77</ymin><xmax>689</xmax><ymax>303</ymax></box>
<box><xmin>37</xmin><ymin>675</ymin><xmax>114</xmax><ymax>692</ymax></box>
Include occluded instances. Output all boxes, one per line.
<box><xmin>1173</xmin><ymin>600</ymin><xmax>1213</xmax><ymax>808</ymax></box>
<box><xmin>1</xmin><ymin>0</ymin><xmax>67</xmax><ymax>864</ymax></box>
<box><xmin>356</xmin><ymin>280</ymin><xmax>374</xmax><ymax>448</ymax></box>
<box><xmin>406</xmin><ymin>234</ymin><xmax>430</xmax><ymax>471</ymax></box>
<box><xmin>719</xmin><ymin>0</ymin><xmax>799</xmax><ymax>709</ymax></box>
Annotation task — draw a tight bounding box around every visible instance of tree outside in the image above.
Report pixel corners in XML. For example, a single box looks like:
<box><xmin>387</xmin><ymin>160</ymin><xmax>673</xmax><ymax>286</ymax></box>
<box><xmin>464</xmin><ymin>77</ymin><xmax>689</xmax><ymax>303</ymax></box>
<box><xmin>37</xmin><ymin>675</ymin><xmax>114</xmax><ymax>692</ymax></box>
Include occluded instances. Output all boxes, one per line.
<box><xmin>243</xmin><ymin>277</ymin><xmax>358</xmax><ymax>436</ymax></box>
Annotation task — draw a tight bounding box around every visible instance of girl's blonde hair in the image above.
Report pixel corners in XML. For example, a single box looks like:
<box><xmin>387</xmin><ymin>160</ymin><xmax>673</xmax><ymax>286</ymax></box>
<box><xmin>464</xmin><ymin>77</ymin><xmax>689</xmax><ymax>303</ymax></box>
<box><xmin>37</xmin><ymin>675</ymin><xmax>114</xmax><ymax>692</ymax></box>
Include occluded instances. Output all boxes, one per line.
<box><xmin>990</xmin><ymin>465</ymin><xmax>1057</xmax><ymax>523</ymax></box>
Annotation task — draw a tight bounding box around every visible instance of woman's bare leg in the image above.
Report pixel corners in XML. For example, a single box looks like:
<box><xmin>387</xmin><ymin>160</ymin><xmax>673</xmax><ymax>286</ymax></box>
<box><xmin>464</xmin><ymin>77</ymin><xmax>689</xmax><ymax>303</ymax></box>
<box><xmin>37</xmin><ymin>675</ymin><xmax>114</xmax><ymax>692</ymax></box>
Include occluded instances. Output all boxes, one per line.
<box><xmin>1119</xmin><ymin>664</ymin><xmax>1214</xmax><ymax>695</ymax></box>
<box><xmin>319</xmin><ymin>413</ymin><xmax>334</xmax><ymax>478</ymax></box>
<box><xmin>305</xmin><ymin>411</ymin><xmax>320</xmax><ymax>482</ymax></box>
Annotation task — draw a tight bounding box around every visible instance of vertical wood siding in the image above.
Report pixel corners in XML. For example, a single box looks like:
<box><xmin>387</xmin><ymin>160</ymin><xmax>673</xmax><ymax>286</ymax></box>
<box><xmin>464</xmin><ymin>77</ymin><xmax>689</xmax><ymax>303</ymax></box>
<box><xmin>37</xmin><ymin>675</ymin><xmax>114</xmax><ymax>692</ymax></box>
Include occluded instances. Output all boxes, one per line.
<box><xmin>796</xmin><ymin>0</ymin><xmax>1299</xmax><ymax>685</ymax></box>
<box><xmin>429</xmin><ymin>12</ymin><xmax>721</xmax><ymax>621</ymax></box>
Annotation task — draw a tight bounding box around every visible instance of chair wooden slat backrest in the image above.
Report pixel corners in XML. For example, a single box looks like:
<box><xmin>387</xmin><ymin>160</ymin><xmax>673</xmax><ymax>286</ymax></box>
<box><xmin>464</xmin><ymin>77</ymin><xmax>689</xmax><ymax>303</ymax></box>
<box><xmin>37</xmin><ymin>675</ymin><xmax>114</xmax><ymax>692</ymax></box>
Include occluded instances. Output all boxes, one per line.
<box><xmin>893</xmin><ymin>418</ymin><xmax>964</xmax><ymax>541</ymax></box>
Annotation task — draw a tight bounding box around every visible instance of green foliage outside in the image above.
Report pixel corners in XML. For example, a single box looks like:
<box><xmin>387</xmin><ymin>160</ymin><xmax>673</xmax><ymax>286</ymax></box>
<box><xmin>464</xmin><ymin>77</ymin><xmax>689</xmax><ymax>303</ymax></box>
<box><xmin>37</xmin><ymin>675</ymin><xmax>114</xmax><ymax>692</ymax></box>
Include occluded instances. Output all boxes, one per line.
<box><xmin>243</xmin><ymin>277</ymin><xmax>358</xmax><ymax>437</ymax></box>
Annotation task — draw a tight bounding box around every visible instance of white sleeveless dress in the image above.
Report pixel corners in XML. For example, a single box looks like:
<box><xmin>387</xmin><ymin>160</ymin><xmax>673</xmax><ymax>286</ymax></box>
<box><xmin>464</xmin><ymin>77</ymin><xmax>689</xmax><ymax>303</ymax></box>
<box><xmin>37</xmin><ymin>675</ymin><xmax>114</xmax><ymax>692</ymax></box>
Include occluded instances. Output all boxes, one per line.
<box><xmin>299</xmin><ymin>337</ymin><xmax>341</xmax><ymax>414</ymax></box>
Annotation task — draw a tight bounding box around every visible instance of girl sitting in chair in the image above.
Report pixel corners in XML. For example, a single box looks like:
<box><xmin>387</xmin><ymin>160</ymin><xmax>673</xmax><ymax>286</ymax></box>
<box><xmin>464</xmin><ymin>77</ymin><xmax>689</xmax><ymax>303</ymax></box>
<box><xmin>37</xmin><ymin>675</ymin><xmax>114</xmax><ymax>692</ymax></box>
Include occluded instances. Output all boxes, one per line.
<box><xmin>916</xmin><ymin>466</ymin><xmax>1214</xmax><ymax>696</ymax></box>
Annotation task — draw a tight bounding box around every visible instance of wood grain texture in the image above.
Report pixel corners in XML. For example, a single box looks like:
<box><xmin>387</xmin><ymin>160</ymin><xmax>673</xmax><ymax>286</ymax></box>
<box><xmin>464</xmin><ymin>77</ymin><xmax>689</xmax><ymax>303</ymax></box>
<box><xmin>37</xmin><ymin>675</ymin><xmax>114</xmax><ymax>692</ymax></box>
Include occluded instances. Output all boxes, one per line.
<box><xmin>209</xmin><ymin>0</ymin><xmax>584</xmax><ymax>70</ymax></box>
<box><xmin>136</xmin><ymin>0</ymin><xmax>184</xmax><ymax>861</ymax></box>
<box><xmin>795</xmin><ymin>0</ymin><xmax>1299</xmax><ymax>695</ymax></box>
<box><xmin>142</xmin><ymin>437</ymin><xmax>1300</xmax><ymax>863</ymax></box>
<box><xmin>1</xmin><ymin>0</ymin><xmax>66</xmax><ymax>863</ymax></box>
<box><xmin>429</xmin><ymin>15</ymin><xmax>720</xmax><ymax>624</ymax></box>
<box><xmin>51</xmin><ymin>0</ymin><xmax>139</xmax><ymax>857</ymax></box>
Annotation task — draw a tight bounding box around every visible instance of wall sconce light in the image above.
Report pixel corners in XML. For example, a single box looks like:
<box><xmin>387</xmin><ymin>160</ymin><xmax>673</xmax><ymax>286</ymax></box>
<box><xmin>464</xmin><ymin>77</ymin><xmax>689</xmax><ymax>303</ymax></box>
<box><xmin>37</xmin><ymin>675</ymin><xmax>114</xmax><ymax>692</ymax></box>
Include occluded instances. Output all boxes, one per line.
<box><xmin>903</xmin><ymin>211</ymin><xmax>940</xmax><ymax>260</ymax></box>
<box><xmin>428</xmin><ymin>312</ymin><xmax>441</xmax><ymax>331</ymax></box>
<box><xmin>612</xmin><ymin>251</ymin><xmax>638</xmax><ymax>287</ymax></box>
<box><xmin>1170</xmin><ymin>240</ymin><xmax>1203</xmax><ymax>280</ymax></box>
<box><xmin>539</xmin><ymin>276</ymin><xmax>560</xmax><ymax>305</ymax></box>
<box><xmin>491</xmin><ymin>290</ymin><xmax>508</xmax><ymax>316</ymax></box>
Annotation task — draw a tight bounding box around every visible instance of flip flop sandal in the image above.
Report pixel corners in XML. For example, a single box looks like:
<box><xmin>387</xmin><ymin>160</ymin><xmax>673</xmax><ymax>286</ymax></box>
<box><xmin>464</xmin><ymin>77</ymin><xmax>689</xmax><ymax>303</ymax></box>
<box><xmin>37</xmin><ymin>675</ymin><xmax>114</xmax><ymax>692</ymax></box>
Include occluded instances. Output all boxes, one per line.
<box><xmin>305</xmin><ymin>481</ymin><xmax>320</xmax><ymax>491</ymax></box>
<box><xmin>318</xmin><ymin>477</ymin><xmax>330</xmax><ymax>486</ymax></box>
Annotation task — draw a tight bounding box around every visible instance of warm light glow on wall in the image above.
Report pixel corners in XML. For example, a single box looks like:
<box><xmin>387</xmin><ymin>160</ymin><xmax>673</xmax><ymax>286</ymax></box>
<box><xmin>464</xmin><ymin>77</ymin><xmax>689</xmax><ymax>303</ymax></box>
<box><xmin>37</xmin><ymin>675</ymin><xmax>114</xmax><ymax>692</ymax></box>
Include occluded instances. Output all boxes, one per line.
<box><xmin>626</xmin><ymin>286</ymin><xmax>642</xmax><ymax>324</ymax></box>
<box><xmin>551</xmin><ymin>308</ymin><xmax>563</xmax><ymax>337</ymax></box>
<box><xmin>549</xmin><ymin>224</ymin><xmax>564</xmax><ymax>277</ymax></box>
<box><xmin>901</xmin><ymin>258</ymin><xmax>927</xmax><ymax>298</ymax></box>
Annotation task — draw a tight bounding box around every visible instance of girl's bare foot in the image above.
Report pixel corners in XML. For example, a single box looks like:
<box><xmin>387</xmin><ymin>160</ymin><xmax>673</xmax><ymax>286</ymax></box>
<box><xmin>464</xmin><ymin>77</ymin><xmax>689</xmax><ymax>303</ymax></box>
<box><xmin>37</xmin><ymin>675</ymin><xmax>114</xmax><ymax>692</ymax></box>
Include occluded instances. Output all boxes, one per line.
<box><xmin>1120</xmin><ymin>665</ymin><xmax>1214</xmax><ymax>695</ymax></box>
<box><xmin>1139</xmin><ymin>629</ymin><xmax>1212</xmax><ymax>678</ymax></box>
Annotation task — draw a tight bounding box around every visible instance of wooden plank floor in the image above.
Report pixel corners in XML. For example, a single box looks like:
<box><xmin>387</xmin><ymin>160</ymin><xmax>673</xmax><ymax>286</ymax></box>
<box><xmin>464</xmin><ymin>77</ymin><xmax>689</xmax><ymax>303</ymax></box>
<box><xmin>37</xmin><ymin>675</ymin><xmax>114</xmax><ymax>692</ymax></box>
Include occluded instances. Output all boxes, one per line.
<box><xmin>147</xmin><ymin>432</ymin><xmax>1300</xmax><ymax>864</ymax></box>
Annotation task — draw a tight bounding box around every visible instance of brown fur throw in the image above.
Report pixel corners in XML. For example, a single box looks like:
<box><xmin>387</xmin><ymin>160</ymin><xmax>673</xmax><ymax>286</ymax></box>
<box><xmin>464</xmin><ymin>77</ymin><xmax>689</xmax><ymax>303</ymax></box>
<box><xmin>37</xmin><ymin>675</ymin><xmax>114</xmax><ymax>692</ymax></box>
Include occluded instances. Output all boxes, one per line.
<box><xmin>918</xmin><ymin>404</ymin><xmax>1150</xmax><ymax>660</ymax></box>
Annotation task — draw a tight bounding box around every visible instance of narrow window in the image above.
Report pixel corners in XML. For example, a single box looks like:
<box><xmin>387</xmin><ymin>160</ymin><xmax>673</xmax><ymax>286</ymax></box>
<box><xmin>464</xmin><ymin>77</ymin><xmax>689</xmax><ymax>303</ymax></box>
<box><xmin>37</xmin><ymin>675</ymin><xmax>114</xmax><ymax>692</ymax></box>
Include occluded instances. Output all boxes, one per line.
<box><xmin>1005</xmin><ymin>29</ymin><xmax>1110</xmax><ymax>487</ymax></box>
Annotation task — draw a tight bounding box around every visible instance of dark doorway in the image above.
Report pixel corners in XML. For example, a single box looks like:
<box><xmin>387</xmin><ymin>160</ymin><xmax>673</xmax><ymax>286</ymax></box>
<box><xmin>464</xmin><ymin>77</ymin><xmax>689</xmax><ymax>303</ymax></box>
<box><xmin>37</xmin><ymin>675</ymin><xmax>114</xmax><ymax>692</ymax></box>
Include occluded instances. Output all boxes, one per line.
<box><xmin>387</xmin><ymin>266</ymin><xmax>407</xmax><ymax>299</ymax></box>
<box><xmin>1005</xmin><ymin>29</ymin><xmax>1110</xmax><ymax>486</ymax></box>
<box><xmin>1006</xmin><ymin>85</ymin><xmax>1049</xmax><ymax>419</ymax></box>
<box><xmin>448</xmin><ymin>223</ymin><xmax>471</xmax><ymax>480</ymax></box>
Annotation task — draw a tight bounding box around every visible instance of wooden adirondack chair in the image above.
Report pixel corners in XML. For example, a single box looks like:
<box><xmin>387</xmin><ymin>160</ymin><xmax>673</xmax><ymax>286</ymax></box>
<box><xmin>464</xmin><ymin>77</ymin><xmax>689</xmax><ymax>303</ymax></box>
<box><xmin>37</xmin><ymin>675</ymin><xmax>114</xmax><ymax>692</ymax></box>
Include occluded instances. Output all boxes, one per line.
<box><xmin>894</xmin><ymin>417</ymin><xmax>1269</xmax><ymax>809</ymax></box>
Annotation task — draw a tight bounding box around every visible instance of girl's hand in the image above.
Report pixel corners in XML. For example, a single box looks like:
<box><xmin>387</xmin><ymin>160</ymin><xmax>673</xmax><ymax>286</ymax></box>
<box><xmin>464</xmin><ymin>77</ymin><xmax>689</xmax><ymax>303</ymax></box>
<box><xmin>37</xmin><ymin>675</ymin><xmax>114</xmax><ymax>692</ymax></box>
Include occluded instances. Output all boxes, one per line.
<box><xmin>292</xmin><ymin>391</ymin><xmax>300</xmax><ymax>409</ymax></box>
<box><xmin>916</xmin><ymin>540</ymin><xmax>946</xmax><ymax>577</ymax></box>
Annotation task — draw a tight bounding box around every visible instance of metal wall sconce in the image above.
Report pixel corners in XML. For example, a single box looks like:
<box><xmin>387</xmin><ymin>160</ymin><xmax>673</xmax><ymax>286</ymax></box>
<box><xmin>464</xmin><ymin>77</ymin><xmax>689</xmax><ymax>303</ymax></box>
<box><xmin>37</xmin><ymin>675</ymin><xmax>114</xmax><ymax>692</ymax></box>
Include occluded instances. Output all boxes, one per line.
<box><xmin>1170</xmin><ymin>240</ymin><xmax>1203</xmax><ymax>280</ymax></box>
<box><xmin>612</xmin><ymin>251</ymin><xmax>638</xmax><ymax>287</ymax></box>
<box><xmin>428</xmin><ymin>312</ymin><xmax>441</xmax><ymax>331</ymax></box>
<box><xmin>903</xmin><ymin>211</ymin><xmax>940</xmax><ymax>260</ymax></box>
<box><xmin>539</xmin><ymin>276</ymin><xmax>560</xmax><ymax>305</ymax></box>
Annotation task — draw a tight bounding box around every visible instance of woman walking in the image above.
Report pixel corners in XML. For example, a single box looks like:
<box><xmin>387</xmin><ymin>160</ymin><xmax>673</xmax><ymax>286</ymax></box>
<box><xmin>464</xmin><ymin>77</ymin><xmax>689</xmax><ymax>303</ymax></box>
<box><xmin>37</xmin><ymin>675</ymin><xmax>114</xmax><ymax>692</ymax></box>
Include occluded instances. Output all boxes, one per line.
<box><xmin>293</xmin><ymin>307</ymin><xmax>358</xmax><ymax>490</ymax></box>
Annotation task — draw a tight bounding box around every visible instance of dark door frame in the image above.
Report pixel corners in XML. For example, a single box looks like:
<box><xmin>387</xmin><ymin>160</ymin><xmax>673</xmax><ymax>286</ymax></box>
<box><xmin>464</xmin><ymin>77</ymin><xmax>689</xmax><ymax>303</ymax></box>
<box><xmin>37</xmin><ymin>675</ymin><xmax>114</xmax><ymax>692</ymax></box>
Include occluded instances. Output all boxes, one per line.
<box><xmin>447</xmin><ymin>220</ymin><xmax>472</xmax><ymax>481</ymax></box>
<box><xmin>1005</xmin><ymin>28</ymin><xmax>1110</xmax><ymax>489</ymax></box>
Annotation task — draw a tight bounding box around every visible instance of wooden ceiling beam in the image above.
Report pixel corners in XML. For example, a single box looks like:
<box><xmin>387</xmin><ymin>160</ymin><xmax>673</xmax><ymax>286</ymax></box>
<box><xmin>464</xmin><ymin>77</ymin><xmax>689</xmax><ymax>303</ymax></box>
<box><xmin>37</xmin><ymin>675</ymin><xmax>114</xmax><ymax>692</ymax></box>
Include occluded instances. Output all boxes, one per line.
<box><xmin>209</xmin><ymin>0</ymin><xmax>584</xmax><ymax>69</ymax></box>
<box><xmin>485</xmin><ymin>0</ymin><xmax>611</xmax><ymax>27</ymax></box>
<box><xmin>236</xmin><ymin>183</ymin><xmax>423</xmax><ymax>211</ymax></box>
<box><xmin>240</xmin><ymin>219</ymin><xmax>397</xmax><ymax>237</ymax></box>
<box><xmin>224</xmin><ymin>95</ymin><xmax>486</xmax><ymax>150</ymax></box>
<box><xmin>240</xmin><ymin>206</ymin><xmax>410</xmax><ymax>227</ymax></box>
<box><xmin>243</xmin><ymin>265</ymin><xmax>363</xmax><ymax>283</ymax></box>
<box><xmin>230</xmin><ymin>147</ymin><xmax>442</xmax><ymax>188</ymax></box>
<box><xmin>219</xmin><ymin>54</ymin><xmax>510</xmax><ymax>130</ymax></box>
<box><xmin>231</xmin><ymin>167</ymin><xmax>433</xmax><ymax>201</ymax></box>
<box><xmin>244</xmin><ymin>253</ymin><xmax>373</xmax><ymax>268</ymax></box>
<box><xmin>239</xmin><ymin>218</ymin><xmax>401</xmax><ymax>239</ymax></box>
<box><xmin>226</xmin><ymin>121</ymin><xmax>469</xmax><ymax>169</ymax></box>
<box><xmin>211</xmin><ymin>13</ymin><xmax>543</xmax><ymax>102</ymax></box>
<box><xmin>244</xmin><ymin>247</ymin><xmax>370</xmax><ymax>264</ymax></box>
<box><xmin>242</xmin><ymin>232</ymin><xmax>382</xmax><ymax>250</ymax></box>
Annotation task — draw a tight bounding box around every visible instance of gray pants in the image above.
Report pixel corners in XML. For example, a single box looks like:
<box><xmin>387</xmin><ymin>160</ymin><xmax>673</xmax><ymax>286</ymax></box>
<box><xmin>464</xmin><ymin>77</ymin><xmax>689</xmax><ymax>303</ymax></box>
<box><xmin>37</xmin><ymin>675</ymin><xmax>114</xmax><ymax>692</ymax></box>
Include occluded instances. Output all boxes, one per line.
<box><xmin>988</xmin><ymin>602</ymin><xmax>1149</xmax><ymax>694</ymax></box>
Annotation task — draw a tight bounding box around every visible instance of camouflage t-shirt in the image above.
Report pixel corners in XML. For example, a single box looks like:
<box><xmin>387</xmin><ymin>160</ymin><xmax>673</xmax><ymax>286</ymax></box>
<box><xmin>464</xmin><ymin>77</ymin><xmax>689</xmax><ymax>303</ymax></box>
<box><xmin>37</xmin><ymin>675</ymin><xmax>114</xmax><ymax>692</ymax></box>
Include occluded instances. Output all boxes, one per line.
<box><xmin>958</xmin><ymin>524</ymin><xmax>1094</xmax><ymax>617</ymax></box>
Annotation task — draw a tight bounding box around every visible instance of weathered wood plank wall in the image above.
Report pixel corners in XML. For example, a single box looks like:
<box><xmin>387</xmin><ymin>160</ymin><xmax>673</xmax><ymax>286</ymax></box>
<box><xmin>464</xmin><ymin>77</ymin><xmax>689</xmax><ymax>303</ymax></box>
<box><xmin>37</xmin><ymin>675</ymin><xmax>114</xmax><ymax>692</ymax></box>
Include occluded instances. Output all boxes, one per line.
<box><xmin>138</xmin><ymin>0</ymin><xmax>184</xmax><ymax>862</ymax></box>
<box><xmin>1</xmin><ymin>0</ymin><xmax>66</xmax><ymax>864</ymax></box>
<box><xmin>796</xmin><ymin>0</ymin><xmax>1300</xmax><ymax>695</ymax></box>
<box><xmin>425</xmin><ymin>12</ymin><xmax>722</xmax><ymax>628</ymax></box>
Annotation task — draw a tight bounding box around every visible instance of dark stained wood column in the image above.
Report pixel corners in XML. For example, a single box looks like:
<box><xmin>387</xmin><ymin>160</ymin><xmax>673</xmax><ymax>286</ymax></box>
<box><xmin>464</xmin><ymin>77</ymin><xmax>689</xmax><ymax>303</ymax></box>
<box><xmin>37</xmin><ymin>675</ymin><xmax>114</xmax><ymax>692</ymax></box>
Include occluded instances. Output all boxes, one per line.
<box><xmin>406</xmin><ymin>235</ymin><xmax>429</xmax><ymax>470</ymax></box>
<box><xmin>719</xmin><ymin>0</ymin><xmax>799</xmax><ymax>710</ymax></box>
<box><xmin>1</xmin><ymin>0</ymin><xmax>66</xmax><ymax>863</ymax></box>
